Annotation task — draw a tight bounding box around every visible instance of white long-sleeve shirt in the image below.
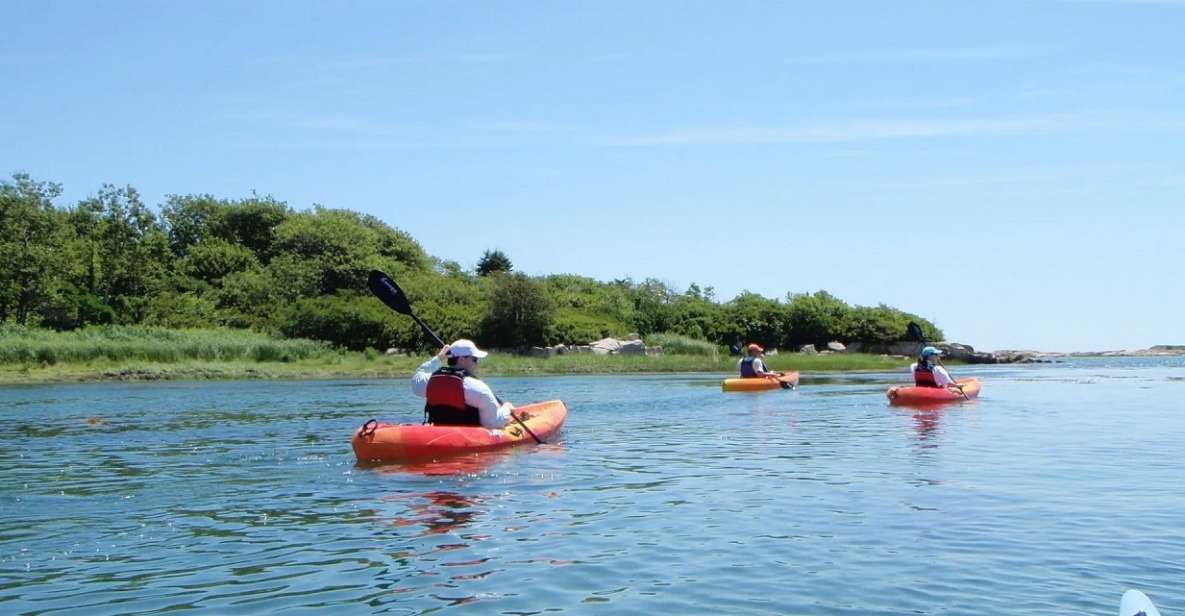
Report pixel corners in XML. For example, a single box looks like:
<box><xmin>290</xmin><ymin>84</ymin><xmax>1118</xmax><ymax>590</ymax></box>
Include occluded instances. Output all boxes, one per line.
<box><xmin>910</xmin><ymin>362</ymin><xmax>955</xmax><ymax>388</ymax></box>
<box><xmin>410</xmin><ymin>356</ymin><xmax>513</xmax><ymax>428</ymax></box>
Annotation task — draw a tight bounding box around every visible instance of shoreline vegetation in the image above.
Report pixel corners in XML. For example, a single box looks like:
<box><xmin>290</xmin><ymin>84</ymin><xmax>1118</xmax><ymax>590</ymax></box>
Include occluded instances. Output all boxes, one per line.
<box><xmin>2</xmin><ymin>173</ymin><xmax>946</xmax><ymax>389</ymax></box>
<box><xmin>0</xmin><ymin>326</ymin><xmax>913</xmax><ymax>385</ymax></box>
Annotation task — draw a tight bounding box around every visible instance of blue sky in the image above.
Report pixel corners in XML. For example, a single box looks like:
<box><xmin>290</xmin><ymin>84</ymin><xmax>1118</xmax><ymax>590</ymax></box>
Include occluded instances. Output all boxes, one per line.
<box><xmin>3</xmin><ymin>1</ymin><xmax>1183</xmax><ymax>351</ymax></box>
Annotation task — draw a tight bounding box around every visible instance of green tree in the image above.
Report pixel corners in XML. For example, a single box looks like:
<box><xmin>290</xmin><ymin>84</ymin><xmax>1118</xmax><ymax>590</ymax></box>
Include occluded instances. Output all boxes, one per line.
<box><xmin>720</xmin><ymin>291</ymin><xmax>787</xmax><ymax>348</ymax></box>
<box><xmin>480</xmin><ymin>273</ymin><xmax>553</xmax><ymax>348</ymax></box>
<box><xmin>84</xmin><ymin>185</ymin><xmax>171</xmax><ymax>323</ymax></box>
<box><xmin>178</xmin><ymin>239</ymin><xmax>258</xmax><ymax>286</ymax></box>
<box><xmin>785</xmin><ymin>291</ymin><xmax>849</xmax><ymax>346</ymax></box>
<box><xmin>0</xmin><ymin>173</ymin><xmax>64</xmax><ymax>324</ymax></box>
<box><xmin>476</xmin><ymin>249</ymin><xmax>513</xmax><ymax>276</ymax></box>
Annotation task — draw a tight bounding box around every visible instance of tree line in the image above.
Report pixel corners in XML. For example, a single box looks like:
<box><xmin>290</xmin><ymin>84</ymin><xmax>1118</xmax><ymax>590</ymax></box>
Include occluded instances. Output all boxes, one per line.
<box><xmin>0</xmin><ymin>172</ymin><xmax>943</xmax><ymax>352</ymax></box>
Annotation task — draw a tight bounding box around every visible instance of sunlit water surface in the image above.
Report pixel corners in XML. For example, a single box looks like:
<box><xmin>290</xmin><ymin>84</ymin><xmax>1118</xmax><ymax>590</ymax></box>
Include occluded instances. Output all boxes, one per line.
<box><xmin>2</xmin><ymin>358</ymin><xmax>1183</xmax><ymax>614</ymax></box>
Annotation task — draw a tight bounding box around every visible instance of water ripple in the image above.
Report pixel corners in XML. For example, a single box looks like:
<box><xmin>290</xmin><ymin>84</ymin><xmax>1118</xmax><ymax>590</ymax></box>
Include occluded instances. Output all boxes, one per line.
<box><xmin>2</xmin><ymin>363</ymin><xmax>1184</xmax><ymax>613</ymax></box>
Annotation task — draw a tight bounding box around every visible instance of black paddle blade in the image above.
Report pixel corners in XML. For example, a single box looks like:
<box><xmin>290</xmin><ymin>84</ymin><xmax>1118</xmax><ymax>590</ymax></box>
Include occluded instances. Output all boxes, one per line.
<box><xmin>368</xmin><ymin>270</ymin><xmax>413</xmax><ymax>315</ymax></box>
<box><xmin>907</xmin><ymin>321</ymin><xmax>926</xmax><ymax>343</ymax></box>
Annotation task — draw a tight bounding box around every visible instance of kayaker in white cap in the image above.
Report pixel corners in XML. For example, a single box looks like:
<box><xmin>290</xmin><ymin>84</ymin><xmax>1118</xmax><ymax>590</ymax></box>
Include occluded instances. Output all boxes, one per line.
<box><xmin>911</xmin><ymin>346</ymin><xmax>955</xmax><ymax>388</ymax></box>
<box><xmin>410</xmin><ymin>339</ymin><xmax>516</xmax><ymax>428</ymax></box>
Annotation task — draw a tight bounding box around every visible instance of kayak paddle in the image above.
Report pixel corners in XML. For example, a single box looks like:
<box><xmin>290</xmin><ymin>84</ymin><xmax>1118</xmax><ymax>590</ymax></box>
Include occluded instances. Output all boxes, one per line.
<box><xmin>368</xmin><ymin>270</ymin><xmax>446</xmax><ymax>347</ymax></box>
<box><xmin>1120</xmin><ymin>589</ymin><xmax>1161</xmax><ymax>616</ymax></box>
<box><xmin>907</xmin><ymin>321</ymin><xmax>969</xmax><ymax>400</ymax></box>
<box><xmin>367</xmin><ymin>269</ymin><xmax>543</xmax><ymax>444</ymax></box>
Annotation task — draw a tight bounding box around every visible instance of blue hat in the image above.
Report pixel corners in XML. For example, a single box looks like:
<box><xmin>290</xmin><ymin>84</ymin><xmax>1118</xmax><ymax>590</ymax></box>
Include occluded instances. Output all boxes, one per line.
<box><xmin>921</xmin><ymin>346</ymin><xmax>942</xmax><ymax>358</ymax></box>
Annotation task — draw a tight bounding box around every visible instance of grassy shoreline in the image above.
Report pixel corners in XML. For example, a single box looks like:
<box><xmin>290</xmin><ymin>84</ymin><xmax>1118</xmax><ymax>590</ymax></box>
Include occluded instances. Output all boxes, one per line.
<box><xmin>0</xmin><ymin>352</ymin><xmax>912</xmax><ymax>385</ymax></box>
<box><xmin>0</xmin><ymin>325</ymin><xmax>913</xmax><ymax>384</ymax></box>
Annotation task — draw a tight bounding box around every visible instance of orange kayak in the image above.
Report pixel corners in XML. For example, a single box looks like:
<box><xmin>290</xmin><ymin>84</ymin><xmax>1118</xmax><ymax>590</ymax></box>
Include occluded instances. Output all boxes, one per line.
<box><xmin>351</xmin><ymin>399</ymin><xmax>567</xmax><ymax>462</ymax></box>
<box><xmin>722</xmin><ymin>371</ymin><xmax>800</xmax><ymax>392</ymax></box>
<box><xmin>886</xmin><ymin>378</ymin><xmax>981</xmax><ymax>406</ymax></box>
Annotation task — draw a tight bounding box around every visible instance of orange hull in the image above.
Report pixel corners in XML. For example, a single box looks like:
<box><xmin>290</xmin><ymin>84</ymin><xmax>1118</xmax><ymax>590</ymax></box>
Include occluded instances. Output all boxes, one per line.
<box><xmin>722</xmin><ymin>371</ymin><xmax>800</xmax><ymax>392</ymax></box>
<box><xmin>886</xmin><ymin>378</ymin><xmax>981</xmax><ymax>406</ymax></box>
<box><xmin>351</xmin><ymin>399</ymin><xmax>567</xmax><ymax>462</ymax></box>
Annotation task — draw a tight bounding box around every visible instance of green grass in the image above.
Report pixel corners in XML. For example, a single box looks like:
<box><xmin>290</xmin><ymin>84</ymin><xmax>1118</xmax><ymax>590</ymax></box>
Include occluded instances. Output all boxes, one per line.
<box><xmin>0</xmin><ymin>324</ymin><xmax>331</xmax><ymax>364</ymax></box>
<box><xmin>643</xmin><ymin>332</ymin><xmax>720</xmax><ymax>356</ymax></box>
<box><xmin>0</xmin><ymin>325</ymin><xmax>912</xmax><ymax>384</ymax></box>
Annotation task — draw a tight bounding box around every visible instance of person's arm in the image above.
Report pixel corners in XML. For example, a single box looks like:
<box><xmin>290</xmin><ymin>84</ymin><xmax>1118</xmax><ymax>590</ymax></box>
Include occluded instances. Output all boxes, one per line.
<box><xmin>410</xmin><ymin>346</ymin><xmax>449</xmax><ymax>398</ymax></box>
<box><xmin>463</xmin><ymin>378</ymin><xmax>513</xmax><ymax>428</ymax></box>
<box><xmin>934</xmin><ymin>365</ymin><xmax>955</xmax><ymax>388</ymax></box>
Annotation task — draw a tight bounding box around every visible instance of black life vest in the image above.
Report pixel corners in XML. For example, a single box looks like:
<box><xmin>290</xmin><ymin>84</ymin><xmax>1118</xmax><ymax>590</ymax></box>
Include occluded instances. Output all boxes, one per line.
<box><xmin>913</xmin><ymin>361</ymin><xmax>939</xmax><ymax>388</ymax></box>
<box><xmin>425</xmin><ymin>367</ymin><xmax>482</xmax><ymax>425</ymax></box>
<box><xmin>740</xmin><ymin>357</ymin><xmax>759</xmax><ymax>378</ymax></box>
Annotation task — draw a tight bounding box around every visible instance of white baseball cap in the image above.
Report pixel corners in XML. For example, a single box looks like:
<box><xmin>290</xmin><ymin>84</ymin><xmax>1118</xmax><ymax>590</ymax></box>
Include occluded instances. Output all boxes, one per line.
<box><xmin>448</xmin><ymin>339</ymin><xmax>488</xmax><ymax>358</ymax></box>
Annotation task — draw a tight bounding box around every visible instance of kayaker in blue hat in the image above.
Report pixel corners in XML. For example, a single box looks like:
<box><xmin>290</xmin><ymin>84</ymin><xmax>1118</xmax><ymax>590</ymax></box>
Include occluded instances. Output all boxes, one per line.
<box><xmin>911</xmin><ymin>346</ymin><xmax>955</xmax><ymax>388</ymax></box>
<box><xmin>738</xmin><ymin>343</ymin><xmax>778</xmax><ymax>378</ymax></box>
<box><xmin>410</xmin><ymin>339</ymin><xmax>516</xmax><ymax>428</ymax></box>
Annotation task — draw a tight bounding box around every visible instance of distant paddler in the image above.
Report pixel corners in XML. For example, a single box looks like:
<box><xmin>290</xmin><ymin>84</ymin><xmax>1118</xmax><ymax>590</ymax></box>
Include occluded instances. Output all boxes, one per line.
<box><xmin>738</xmin><ymin>343</ymin><xmax>779</xmax><ymax>378</ymax></box>
<box><xmin>910</xmin><ymin>346</ymin><xmax>963</xmax><ymax>394</ymax></box>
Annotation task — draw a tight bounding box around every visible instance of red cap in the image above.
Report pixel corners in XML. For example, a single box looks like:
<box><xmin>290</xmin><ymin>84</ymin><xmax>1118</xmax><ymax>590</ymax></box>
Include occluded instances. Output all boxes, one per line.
<box><xmin>747</xmin><ymin>343</ymin><xmax>763</xmax><ymax>353</ymax></box>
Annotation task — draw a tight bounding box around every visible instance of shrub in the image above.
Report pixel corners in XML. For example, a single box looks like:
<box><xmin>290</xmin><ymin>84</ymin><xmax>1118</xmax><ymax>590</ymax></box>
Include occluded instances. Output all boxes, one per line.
<box><xmin>645</xmin><ymin>332</ymin><xmax>718</xmax><ymax>356</ymax></box>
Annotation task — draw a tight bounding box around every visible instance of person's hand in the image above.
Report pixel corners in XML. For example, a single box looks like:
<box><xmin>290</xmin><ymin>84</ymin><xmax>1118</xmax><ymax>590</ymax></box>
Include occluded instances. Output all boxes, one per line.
<box><xmin>436</xmin><ymin>345</ymin><xmax>451</xmax><ymax>360</ymax></box>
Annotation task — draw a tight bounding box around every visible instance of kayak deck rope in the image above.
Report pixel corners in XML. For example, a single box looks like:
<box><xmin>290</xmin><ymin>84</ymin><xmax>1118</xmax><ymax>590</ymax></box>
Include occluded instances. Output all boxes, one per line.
<box><xmin>359</xmin><ymin>419</ymin><xmax>378</xmax><ymax>438</ymax></box>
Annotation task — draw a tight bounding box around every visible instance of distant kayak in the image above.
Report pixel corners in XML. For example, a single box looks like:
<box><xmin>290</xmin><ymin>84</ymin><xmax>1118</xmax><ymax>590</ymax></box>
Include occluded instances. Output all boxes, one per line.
<box><xmin>352</xmin><ymin>399</ymin><xmax>567</xmax><ymax>462</ymax></box>
<box><xmin>1120</xmin><ymin>589</ymin><xmax>1161</xmax><ymax>616</ymax></box>
<box><xmin>886</xmin><ymin>377</ymin><xmax>980</xmax><ymax>406</ymax></box>
<box><xmin>722</xmin><ymin>371</ymin><xmax>800</xmax><ymax>392</ymax></box>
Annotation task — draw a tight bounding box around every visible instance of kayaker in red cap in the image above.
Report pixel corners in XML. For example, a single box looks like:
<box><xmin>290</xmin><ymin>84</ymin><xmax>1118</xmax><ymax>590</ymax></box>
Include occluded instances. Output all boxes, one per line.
<box><xmin>737</xmin><ymin>343</ymin><xmax>778</xmax><ymax>378</ymax></box>
<box><xmin>410</xmin><ymin>339</ymin><xmax>516</xmax><ymax>428</ymax></box>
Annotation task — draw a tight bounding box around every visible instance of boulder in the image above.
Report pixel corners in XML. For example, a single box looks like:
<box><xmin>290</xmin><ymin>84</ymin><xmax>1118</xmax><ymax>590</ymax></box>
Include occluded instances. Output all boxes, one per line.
<box><xmin>553</xmin><ymin>344</ymin><xmax>568</xmax><ymax>355</ymax></box>
<box><xmin>571</xmin><ymin>345</ymin><xmax>593</xmax><ymax>354</ymax></box>
<box><xmin>799</xmin><ymin>344</ymin><xmax>818</xmax><ymax>355</ymax></box>
<box><xmin>589</xmin><ymin>337</ymin><xmax>622</xmax><ymax>354</ymax></box>
<box><xmin>826</xmin><ymin>341</ymin><xmax>846</xmax><ymax>352</ymax></box>
<box><xmin>766</xmin><ymin>348</ymin><xmax>778</xmax><ymax>356</ymax></box>
<box><xmin>619</xmin><ymin>339</ymin><xmax>646</xmax><ymax>355</ymax></box>
<box><xmin>529</xmin><ymin>346</ymin><xmax>556</xmax><ymax>358</ymax></box>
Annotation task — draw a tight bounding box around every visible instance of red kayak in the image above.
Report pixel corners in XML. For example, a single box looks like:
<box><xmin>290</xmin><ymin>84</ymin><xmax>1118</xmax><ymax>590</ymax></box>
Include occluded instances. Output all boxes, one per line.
<box><xmin>352</xmin><ymin>399</ymin><xmax>567</xmax><ymax>462</ymax></box>
<box><xmin>886</xmin><ymin>378</ymin><xmax>981</xmax><ymax>406</ymax></box>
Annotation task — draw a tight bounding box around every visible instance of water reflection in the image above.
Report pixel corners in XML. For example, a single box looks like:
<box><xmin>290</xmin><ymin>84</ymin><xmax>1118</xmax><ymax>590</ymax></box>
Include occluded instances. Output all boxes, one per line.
<box><xmin>909</xmin><ymin>408</ymin><xmax>945</xmax><ymax>444</ymax></box>
<box><xmin>391</xmin><ymin>491</ymin><xmax>483</xmax><ymax>536</ymax></box>
<box><xmin>359</xmin><ymin>443</ymin><xmax>566</xmax><ymax>477</ymax></box>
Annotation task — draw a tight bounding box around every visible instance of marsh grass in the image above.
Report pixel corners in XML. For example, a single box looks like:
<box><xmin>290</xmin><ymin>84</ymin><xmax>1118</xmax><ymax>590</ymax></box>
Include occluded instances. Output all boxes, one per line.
<box><xmin>644</xmin><ymin>333</ymin><xmax>720</xmax><ymax>356</ymax></box>
<box><xmin>0</xmin><ymin>325</ymin><xmax>330</xmax><ymax>365</ymax></box>
<box><xmin>0</xmin><ymin>325</ymin><xmax>911</xmax><ymax>383</ymax></box>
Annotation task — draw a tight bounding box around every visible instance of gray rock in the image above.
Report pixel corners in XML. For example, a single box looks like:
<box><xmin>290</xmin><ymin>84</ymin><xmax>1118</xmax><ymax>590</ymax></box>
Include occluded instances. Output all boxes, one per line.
<box><xmin>799</xmin><ymin>344</ymin><xmax>818</xmax><ymax>355</ymax></box>
<box><xmin>619</xmin><ymin>340</ymin><xmax>646</xmax><ymax>355</ymax></box>
<box><xmin>553</xmin><ymin>344</ymin><xmax>568</xmax><ymax>355</ymax></box>
<box><xmin>826</xmin><ymin>341</ymin><xmax>846</xmax><ymax>352</ymax></box>
<box><xmin>529</xmin><ymin>346</ymin><xmax>556</xmax><ymax>358</ymax></box>
<box><xmin>589</xmin><ymin>337</ymin><xmax>622</xmax><ymax>354</ymax></box>
<box><xmin>766</xmin><ymin>348</ymin><xmax>778</xmax><ymax>356</ymax></box>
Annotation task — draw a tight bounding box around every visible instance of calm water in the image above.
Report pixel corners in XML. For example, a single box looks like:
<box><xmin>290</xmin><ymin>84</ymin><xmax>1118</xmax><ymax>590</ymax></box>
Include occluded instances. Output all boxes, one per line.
<box><xmin>2</xmin><ymin>358</ymin><xmax>1184</xmax><ymax>615</ymax></box>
